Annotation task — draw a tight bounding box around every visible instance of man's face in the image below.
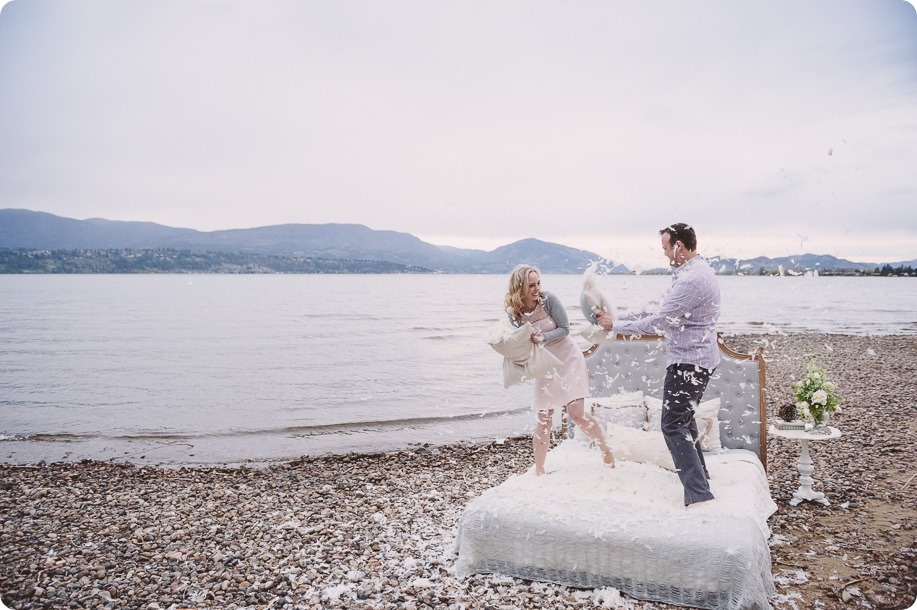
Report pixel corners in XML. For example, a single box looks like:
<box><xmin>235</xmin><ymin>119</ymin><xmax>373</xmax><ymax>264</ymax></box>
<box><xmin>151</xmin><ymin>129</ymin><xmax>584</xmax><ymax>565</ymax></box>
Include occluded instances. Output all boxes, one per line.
<box><xmin>661</xmin><ymin>233</ymin><xmax>678</xmax><ymax>266</ymax></box>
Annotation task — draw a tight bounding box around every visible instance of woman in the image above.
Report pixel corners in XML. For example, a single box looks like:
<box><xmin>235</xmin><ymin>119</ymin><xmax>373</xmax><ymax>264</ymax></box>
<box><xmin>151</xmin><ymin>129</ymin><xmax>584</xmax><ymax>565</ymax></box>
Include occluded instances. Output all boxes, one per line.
<box><xmin>504</xmin><ymin>264</ymin><xmax>615</xmax><ymax>475</ymax></box>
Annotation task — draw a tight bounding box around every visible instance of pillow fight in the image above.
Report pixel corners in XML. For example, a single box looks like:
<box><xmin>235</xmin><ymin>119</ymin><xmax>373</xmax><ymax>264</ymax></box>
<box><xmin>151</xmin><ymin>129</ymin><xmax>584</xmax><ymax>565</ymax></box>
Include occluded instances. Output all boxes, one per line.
<box><xmin>490</xmin><ymin>222</ymin><xmax>722</xmax><ymax>508</ymax></box>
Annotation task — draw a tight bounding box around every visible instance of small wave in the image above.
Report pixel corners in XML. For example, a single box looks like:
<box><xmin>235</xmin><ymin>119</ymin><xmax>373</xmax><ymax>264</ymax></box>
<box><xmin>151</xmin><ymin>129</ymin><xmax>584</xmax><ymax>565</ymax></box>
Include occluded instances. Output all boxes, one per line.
<box><xmin>4</xmin><ymin>409</ymin><xmax>530</xmax><ymax>443</ymax></box>
<box><xmin>0</xmin><ymin>434</ymin><xmax>32</xmax><ymax>442</ymax></box>
<box><xmin>276</xmin><ymin>409</ymin><xmax>530</xmax><ymax>437</ymax></box>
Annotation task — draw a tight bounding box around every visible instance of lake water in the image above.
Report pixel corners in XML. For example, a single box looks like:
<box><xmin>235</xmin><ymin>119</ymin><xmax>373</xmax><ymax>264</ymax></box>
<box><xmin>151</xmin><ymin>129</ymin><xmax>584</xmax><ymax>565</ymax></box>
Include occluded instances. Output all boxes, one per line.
<box><xmin>0</xmin><ymin>274</ymin><xmax>913</xmax><ymax>466</ymax></box>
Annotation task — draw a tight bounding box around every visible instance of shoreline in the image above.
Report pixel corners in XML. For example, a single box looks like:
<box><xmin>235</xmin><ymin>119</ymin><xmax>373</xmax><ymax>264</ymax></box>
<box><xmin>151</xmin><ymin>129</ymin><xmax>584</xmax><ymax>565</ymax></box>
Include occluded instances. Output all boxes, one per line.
<box><xmin>1</xmin><ymin>333</ymin><xmax>915</xmax><ymax>609</ymax></box>
<box><xmin>1</xmin><ymin>332</ymin><xmax>913</xmax><ymax>470</ymax></box>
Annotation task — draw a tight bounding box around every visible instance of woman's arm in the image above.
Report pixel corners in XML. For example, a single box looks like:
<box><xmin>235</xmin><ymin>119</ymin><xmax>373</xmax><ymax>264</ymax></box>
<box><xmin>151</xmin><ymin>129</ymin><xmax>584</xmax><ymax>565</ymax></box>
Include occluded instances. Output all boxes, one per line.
<box><xmin>540</xmin><ymin>292</ymin><xmax>570</xmax><ymax>344</ymax></box>
<box><xmin>506</xmin><ymin>309</ymin><xmax>521</xmax><ymax>327</ymax></box>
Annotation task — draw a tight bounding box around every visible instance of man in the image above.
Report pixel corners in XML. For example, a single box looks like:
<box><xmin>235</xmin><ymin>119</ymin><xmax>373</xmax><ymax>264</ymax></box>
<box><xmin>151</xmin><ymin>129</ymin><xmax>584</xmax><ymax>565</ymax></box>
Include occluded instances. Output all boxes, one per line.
<box><xmin>596</xmin><ymin>223</ymin><xmax>720</xmax><ymax>507</ymax></box>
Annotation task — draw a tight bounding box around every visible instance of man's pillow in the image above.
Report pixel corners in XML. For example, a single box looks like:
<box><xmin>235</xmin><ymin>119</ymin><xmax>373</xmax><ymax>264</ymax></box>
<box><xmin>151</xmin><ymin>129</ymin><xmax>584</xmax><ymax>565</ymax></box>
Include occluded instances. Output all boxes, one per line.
<box><xmin>578</xmin><ymin>324</ymin><xmax>614</xmax><ymax>345</ymax></box>
<box><xmin>590</xmin><ymin>391</ymin><xmax>647</xmax><ymax>429</ymax></box>
<box><xmin>644</xmin><ymin>395</ymin><xmax>723</xmax><ymax>452</ymax></box>
<box><xmin>604</xmin><ymin>423</ymin><xmax>675</xmax><ymax>471</ymax></box>
<box><xmin>579</xmin><ymin>267</ymin><xmax>614</xmax><ymax>324</ymax></box>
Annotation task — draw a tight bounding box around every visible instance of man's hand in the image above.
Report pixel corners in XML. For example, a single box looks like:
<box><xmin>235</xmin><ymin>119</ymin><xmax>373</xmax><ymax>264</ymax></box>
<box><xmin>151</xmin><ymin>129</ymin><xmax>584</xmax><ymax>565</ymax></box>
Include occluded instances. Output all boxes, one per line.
<box><xmin>595</xmin><ymin>311</ymin><xmax>614</xmax><ymax>331</ymax></box>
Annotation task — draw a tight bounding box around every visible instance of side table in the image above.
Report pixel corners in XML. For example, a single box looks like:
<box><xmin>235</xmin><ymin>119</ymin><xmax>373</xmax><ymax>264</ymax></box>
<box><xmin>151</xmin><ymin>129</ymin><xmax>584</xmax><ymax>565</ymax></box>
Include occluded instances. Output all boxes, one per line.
<box><xmin>768</xmin><ymin>425</ymin><xmax>842</xmax><ymax>506</ymax></box>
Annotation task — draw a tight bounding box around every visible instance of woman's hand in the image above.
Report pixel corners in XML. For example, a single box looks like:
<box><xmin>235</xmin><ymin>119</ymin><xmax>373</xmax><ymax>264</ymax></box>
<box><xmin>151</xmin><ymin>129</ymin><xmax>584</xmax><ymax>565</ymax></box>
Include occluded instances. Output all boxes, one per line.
<box><xmin>531</xmin><ymin>329</ymin><xmax>544</xmax><ymax>344</ymax></box>
<box><xmin>595</xmin><ymin>311</ymin><xmax>614</xmax><ymax>331</ymax></box>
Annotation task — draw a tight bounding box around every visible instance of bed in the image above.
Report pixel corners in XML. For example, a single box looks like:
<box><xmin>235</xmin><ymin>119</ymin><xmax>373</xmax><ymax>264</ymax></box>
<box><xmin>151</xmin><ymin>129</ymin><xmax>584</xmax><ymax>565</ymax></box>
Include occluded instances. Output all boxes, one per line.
<box><xmin>454</xmin><ymin>335</ymin><xmax>777</xmax><ymax>610</ymax></box>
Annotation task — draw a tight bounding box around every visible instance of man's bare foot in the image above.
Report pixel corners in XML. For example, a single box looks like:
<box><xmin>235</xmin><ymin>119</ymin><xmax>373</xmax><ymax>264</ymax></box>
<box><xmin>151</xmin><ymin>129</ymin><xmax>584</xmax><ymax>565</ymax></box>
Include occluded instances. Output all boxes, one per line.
<box><xmin>686</xmin><ymin>498</ymin><xmax>716</xmax><ymax>510</ymax></box>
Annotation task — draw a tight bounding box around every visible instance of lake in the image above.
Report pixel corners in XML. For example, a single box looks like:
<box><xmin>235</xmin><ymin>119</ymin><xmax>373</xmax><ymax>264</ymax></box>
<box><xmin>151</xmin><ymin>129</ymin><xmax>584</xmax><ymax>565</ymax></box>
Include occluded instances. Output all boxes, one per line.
<box><xmin>0</xmin><ymin>274</ymin><xmax>913</xmax><ymax>466</ymax></box>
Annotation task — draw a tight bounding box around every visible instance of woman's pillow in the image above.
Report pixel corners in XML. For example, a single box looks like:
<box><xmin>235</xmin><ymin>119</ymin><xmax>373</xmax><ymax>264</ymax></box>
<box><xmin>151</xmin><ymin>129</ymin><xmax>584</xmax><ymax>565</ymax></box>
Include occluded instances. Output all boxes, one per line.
<box><xmin>644</xmin><ymin>395</ymin><xmax>723</xmax><ymax>452</ymax></box>
<box><xmin>590</xmin><ymin>391</ymin><xmax>647</xmax><ymax>429</ymax></box>
<box><xmin>604</xmin><ymin>423</ymin><xmax>675</xmax><ymax>471</ymax></box>
<box><xmin>486</xmin><ymin>320</ymin><xmax>563</xmax><ymax>388</ymax></box>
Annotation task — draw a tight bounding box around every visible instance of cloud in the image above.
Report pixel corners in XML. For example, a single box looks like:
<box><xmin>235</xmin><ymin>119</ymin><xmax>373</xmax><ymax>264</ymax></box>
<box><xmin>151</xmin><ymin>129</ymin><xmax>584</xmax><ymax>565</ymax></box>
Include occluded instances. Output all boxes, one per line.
<box><xmin>0</xmin><ymin>0</ymin><xmax>914</xmax><ymax>268</ymax></box>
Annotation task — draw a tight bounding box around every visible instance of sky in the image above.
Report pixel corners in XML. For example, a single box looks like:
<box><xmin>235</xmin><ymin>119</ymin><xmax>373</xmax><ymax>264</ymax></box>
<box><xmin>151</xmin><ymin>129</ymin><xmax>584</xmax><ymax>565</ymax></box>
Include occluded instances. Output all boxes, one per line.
<box><xmin>1</xmin><ymin>1</ymin><xmax>916</xmax><ymax>270</ymax></box>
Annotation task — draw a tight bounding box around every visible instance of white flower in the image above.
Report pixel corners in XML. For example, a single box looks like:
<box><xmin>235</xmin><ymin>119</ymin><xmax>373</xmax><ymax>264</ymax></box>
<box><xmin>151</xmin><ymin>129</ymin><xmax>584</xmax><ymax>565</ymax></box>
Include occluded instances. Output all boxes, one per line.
<box><xmin>825</xmin><ymin>381</ymin><xmax>837</xmax><ymax>393</ymax></box>
<box><xmin>812</xmin><ymin>372</ymin><xmax>821</xmax><ymax>381</ymax></box>
<box><xmin>796</xmin><ymin>401</ymin><xmax>809</xmax><ymax>410</ymax></box>
<box><xmin>812</xmin><ymin>390</ymin><xmax>828</xmax><ymax>405</ymax></box>
<box><xmin>794</xmin><ymin>381</ymin><xmax>804</xmax><ymax>389</ymax></box>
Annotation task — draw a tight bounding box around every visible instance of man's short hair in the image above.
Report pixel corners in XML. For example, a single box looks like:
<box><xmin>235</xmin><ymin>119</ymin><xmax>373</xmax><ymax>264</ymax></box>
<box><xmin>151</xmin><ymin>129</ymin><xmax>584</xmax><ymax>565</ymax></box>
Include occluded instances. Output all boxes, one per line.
<box><xmin>660</xmin><ymin>223</ymin><xmax>697</xmax><ymax>251</ymax></box>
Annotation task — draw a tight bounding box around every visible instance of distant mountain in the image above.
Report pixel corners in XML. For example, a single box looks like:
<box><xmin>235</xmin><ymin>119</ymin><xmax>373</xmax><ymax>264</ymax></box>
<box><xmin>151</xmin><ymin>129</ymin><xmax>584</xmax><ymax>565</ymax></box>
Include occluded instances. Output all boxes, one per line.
<box><xmin>486</xmin><ymin>238</ymin><xmax>629</xmax><ymax>274</ymax></box>
<box><xmin>596</xmin><ymin>255</ymin><xmax>911</xmax><ymax>276</ymax></box>
<box><xmin>0</xmin><ymin>209</ymin><xmax>622</xmax><ymax>274</ymax></box>
<box><xmin>706</xmin><ymin>254</ymin><xmax>905</xmax><ymax>274</ymax></box>
<box><xmin>0</xmin><ymin>209</ymin><xmax>198</xmax><ymax>249</ymax></box>
<box><xmin>5</xmin><ymin>209</ymin><xmax>910</xmax><ymax>275</ymax></box>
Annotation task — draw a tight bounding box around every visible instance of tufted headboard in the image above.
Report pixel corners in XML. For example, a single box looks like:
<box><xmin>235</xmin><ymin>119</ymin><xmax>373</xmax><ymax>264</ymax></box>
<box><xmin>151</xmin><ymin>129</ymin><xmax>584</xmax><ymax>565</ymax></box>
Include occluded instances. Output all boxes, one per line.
<box><xmin>583</xmin><ymin>334</ymin><xmax>768</xmax><ymax>469</ymax></box>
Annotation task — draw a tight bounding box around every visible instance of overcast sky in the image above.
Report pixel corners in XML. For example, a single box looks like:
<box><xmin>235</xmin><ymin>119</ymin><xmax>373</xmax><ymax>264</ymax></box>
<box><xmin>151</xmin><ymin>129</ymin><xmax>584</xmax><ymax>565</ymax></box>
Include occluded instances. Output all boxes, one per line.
<box><xmin>1</xmin><ymin>0</ymin><xmax>915</xmax><ymax>269</ymax></box>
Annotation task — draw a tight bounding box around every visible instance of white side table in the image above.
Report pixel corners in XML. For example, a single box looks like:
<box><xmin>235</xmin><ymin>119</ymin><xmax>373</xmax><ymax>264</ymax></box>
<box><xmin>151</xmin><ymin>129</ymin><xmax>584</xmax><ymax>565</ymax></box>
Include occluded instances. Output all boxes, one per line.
<box><xmin>768</xmin><ymin>425</ymin><xmax>842</xmax><ymax>506</ymax></box>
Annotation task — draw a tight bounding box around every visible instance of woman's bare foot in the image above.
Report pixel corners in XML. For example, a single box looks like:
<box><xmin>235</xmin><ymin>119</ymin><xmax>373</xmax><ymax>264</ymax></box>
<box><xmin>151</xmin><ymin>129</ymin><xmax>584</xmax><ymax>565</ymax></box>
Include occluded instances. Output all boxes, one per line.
<box><xmin>601</xmin><ymin>446</ymin><xmax>616</xmax><ymax>468</ymax></box>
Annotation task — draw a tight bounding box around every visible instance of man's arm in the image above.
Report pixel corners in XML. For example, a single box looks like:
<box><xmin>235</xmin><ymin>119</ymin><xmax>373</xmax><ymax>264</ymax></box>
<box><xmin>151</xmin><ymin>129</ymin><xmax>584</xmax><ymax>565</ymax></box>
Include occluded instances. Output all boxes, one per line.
<box><xmin>597</xmin><ymin>279</ymin><xmax>703</xmax><ymax>337</ymax></box>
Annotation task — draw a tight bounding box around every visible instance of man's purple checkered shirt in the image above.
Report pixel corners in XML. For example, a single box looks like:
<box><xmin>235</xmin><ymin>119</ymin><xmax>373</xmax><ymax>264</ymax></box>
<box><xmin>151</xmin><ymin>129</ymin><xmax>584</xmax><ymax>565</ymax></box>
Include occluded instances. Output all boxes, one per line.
<box><xmin>613</xmin><ymin>256</ymin><xmax>721</xmax><ymax>370</ymax></box>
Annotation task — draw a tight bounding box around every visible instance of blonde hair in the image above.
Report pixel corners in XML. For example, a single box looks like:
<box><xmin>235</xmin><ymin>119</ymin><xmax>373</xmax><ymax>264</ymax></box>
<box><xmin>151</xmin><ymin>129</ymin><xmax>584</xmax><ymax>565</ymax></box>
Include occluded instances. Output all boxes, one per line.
<box><xmin>504</xmin><ymin>264</ymin><xmax>542</xmax><ymax>320</ymax></box>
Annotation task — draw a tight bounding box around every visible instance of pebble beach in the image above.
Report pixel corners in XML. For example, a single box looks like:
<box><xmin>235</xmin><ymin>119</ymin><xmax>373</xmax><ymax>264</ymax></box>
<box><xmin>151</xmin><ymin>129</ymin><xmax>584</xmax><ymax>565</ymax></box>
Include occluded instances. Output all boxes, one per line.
<box><xmin>1</xmin><ymin>333</ymin><xmax>915</xmax><ymax>610</ymax></box>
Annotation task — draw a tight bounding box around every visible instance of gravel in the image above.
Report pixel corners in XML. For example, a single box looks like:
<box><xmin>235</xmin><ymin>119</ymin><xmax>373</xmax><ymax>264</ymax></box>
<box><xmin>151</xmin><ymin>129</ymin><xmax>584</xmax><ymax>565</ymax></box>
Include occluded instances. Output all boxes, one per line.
<box><xmin>1</xmin><ymin>333</ymin><xmax>914</xmax><ymax>610</ymax></box>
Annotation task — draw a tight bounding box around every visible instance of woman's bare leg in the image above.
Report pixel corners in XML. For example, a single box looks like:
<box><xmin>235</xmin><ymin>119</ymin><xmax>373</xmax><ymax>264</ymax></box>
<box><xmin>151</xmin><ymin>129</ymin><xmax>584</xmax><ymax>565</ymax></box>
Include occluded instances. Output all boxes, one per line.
<box><xmin>533</xmin><ymin>409</ymin><xmax>554</xmax><ymax>475</ymax></box>
<box><xmin>567</xmin><ymin>399</ymin><xmax>615</xmax><ymax>467</ymax></box>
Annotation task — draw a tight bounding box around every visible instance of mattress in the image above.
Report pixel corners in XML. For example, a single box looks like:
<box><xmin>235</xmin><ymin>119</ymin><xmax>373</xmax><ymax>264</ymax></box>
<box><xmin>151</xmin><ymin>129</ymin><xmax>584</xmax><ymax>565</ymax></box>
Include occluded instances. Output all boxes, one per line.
<box><xmin>454</xmin><ymin>439</ymin><xmax>777</xmax><ymax>610</ymax></box>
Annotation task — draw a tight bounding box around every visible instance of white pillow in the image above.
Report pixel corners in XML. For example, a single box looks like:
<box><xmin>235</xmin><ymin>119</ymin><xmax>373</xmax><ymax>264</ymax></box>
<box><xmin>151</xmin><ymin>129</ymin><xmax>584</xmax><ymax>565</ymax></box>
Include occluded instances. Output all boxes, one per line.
<box><xmin>577</xmin><ymin>324</ymin><xmax>615</xmax><ymax>345</ymax></box>
<box><xmin>604</xmin><ymin>423</ymin><xmax>675</xmax><ymax>471</ymax></box>
<box><xmin>644</xmin><ymin>395</ymin><xmax>723</xmax><ymax>452</ymax></box>
<box><xmin>644</xmin><ymin>395</ymin><xmax>663</xmax><ymax>431</ymax></box>
<box><xmin>486</xmin><ymin>320</ymin><xmax>563</xmax><ymax>388</ymax></box>
<box><xmin>590</xmin><ymin>391</ymin><xmax>646</xmax><ymax>429</ymax></box>
<box><xmin>579</xmin><ymin>268</ymin><xmax>614</xmax><ymax>325</ymax></box>
<box><xmin>694</xmin><ymin>397</ymin><xmax>723</xmax><ymax>452</ymax></box>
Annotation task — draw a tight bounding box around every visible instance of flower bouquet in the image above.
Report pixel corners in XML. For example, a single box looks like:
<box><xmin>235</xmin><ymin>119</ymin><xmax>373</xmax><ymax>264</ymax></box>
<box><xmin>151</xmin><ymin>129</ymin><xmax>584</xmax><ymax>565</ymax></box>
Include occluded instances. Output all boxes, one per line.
<box><xmin>793</xmin><ymin>356</ymin><xmax>842</xmax><ymax>433</ymax></box>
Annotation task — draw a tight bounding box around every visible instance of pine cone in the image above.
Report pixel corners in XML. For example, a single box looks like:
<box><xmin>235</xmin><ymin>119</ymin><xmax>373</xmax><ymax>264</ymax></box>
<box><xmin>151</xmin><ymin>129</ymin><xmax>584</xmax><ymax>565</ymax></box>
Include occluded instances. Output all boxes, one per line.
<box><xmin>778</xmin><ymin>403</ymin><xmax>797</xmax><ymax>421</ymax></box>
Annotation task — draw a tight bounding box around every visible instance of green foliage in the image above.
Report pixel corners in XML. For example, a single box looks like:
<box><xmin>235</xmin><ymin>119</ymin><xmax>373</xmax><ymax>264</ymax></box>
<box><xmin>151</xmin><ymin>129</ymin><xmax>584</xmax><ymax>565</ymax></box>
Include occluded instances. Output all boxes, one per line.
<box><xmin>877</xmin><ymin>264</ymin><xmax>914</xmax><ymax>276</ymax></box>
<box><xmin>0</xmin><ymin>249</ymin><xmax>432</xmax><ymax>274</ymax></box>
<box><xmin>792</xmin><ymin>356</ymin><xmax>842</xmax><ymax>425</ymax></box>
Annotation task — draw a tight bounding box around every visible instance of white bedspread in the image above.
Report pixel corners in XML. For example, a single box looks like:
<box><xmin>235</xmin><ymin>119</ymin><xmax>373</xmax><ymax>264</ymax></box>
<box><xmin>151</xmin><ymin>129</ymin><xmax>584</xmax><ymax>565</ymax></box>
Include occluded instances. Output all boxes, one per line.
<box><xmin>454</xmin><ymin>439</ymin><xmax>777</xmax><ymax>610</ymax></box>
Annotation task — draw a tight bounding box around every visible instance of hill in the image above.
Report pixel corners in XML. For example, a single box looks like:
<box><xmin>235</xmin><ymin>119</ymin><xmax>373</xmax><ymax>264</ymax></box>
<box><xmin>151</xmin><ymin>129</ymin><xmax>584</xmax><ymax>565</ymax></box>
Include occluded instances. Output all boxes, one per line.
<box><xmin>0</xmin><ymin>209</ymin><xmax>619</xmax><ymax>274</ymax></box>
<box><xmin>3</xmin><ymin>209</ymin><xmax>911</xmax><ymax>275</ymax></box>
